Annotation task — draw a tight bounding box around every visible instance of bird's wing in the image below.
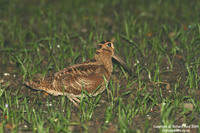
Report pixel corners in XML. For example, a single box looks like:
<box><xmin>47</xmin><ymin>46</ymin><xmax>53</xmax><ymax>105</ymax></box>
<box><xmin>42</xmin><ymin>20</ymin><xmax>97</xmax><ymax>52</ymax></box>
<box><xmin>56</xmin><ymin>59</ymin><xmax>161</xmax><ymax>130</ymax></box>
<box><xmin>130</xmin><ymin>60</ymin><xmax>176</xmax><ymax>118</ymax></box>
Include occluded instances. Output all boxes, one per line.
<box><xmin>51</xmin><ymin>63</ymin><xmax>109</xmax><ymax>96</ymax></box>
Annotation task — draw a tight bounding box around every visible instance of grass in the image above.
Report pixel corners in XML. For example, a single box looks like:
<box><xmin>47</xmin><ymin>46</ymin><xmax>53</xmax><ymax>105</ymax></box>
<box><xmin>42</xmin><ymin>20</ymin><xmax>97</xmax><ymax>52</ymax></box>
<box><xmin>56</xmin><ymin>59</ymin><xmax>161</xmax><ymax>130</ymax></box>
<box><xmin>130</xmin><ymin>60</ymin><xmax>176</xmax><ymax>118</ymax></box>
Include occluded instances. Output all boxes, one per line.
<box><xmin>0</xmin><ymin>0</ymin><xmax>200</xmax><ymax>132</ymax></box>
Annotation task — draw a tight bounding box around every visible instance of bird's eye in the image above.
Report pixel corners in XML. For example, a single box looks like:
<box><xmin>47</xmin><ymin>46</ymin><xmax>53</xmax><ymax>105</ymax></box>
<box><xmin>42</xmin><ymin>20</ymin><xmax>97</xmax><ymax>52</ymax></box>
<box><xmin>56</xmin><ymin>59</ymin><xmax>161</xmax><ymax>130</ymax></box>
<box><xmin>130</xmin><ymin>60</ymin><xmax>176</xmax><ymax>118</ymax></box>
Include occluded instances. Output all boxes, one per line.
<box><xmin>107</xmin><ymin>43</ymin><xmax>112</xmax><ymax>47</ymax></box>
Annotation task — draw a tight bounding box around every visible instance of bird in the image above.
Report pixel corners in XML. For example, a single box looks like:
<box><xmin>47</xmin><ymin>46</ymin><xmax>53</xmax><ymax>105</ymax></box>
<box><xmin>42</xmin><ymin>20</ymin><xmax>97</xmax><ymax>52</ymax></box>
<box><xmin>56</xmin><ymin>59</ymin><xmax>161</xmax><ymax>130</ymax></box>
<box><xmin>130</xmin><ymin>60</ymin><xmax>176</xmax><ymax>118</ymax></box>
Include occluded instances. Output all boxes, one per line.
<box><xmin>25</xmin><ymin>40</ymin><xmax>132</xmax><ymax>107</ymax></box>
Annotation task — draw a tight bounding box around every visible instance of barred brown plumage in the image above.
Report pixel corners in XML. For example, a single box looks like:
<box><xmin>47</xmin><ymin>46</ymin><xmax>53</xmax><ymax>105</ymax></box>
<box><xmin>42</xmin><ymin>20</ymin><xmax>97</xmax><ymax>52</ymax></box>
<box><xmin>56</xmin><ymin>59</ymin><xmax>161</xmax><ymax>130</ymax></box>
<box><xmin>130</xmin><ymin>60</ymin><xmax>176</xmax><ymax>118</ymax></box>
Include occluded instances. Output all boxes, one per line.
<box><xmin>25</xmin><ymin>40</ymin><xmax>133</xmax><ymax>107</ymax></box>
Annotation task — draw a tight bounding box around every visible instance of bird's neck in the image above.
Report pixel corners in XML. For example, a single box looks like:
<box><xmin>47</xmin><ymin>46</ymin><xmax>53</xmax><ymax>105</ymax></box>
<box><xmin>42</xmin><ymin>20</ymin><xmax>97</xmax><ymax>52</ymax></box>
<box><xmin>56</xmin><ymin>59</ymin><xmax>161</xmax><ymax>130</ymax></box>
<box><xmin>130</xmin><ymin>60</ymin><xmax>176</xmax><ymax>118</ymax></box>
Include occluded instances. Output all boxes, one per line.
<box><xmin>94</xmin><ymin>53</ymin><xmax>113</xmax><ymax>73</ymax></box>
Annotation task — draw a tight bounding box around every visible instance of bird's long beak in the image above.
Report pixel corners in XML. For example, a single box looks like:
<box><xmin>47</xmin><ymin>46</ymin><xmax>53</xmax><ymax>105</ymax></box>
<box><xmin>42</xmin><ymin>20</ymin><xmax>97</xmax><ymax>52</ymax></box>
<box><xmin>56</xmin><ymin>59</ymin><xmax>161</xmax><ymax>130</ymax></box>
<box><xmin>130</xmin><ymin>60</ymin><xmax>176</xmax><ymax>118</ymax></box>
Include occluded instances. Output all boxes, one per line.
<box><xmin>112</xmin><ymin>54</ymin><xmax>133</xmax><ymax>75</ymax></box>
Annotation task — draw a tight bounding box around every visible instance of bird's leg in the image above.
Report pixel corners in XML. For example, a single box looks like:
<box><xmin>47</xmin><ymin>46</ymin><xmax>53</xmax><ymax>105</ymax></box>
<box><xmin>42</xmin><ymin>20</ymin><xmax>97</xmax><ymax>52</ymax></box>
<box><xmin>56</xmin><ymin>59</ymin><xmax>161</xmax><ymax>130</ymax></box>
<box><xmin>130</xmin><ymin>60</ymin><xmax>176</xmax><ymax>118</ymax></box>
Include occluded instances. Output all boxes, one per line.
<box><xmin>67</xmin><ymin>96</ymin><xmax>80</xmax><ymax>108</ymax></box>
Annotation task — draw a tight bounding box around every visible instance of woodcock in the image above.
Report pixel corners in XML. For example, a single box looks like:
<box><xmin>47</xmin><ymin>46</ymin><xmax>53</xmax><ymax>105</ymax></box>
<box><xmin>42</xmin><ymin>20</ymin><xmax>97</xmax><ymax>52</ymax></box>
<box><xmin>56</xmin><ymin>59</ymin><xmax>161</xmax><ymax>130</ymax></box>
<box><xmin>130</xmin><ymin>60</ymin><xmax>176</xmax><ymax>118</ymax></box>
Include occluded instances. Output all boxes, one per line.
<box><xmin>25</xmin><ymin>40</ymin><xmax>132</xmax><ymax>107</ymax></box>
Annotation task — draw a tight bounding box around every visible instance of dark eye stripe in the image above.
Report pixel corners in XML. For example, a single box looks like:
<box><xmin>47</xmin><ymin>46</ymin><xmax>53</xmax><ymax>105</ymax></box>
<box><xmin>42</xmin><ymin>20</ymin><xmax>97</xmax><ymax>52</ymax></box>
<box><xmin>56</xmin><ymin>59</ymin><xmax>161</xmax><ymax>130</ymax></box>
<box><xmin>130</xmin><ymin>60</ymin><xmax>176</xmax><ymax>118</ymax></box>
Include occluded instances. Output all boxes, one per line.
<box><xmin>96</xmin><ymin>51</ymin><xmax>100</xmax><ymax>54</ymax></box>
<box><xmin>102</xmin><ymin>48</ymin><xmax>111</xmax><ymax>52</ymax></box>
<box><xmin>97</xmin><ymin>45</ymin><xmax>102</xmax><ymax>49</ymax></box>
<box><xmin>100</xmin><ymin>41</ymin><xmax>106</xmax><ymax>44</ymax></box>
<box><xmin>100</xmin><ymin>40</ymin><xmax>111</xmax><ymax>44</ymax></box>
